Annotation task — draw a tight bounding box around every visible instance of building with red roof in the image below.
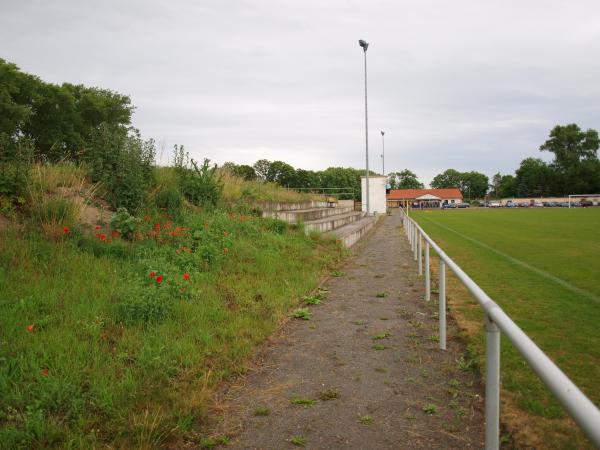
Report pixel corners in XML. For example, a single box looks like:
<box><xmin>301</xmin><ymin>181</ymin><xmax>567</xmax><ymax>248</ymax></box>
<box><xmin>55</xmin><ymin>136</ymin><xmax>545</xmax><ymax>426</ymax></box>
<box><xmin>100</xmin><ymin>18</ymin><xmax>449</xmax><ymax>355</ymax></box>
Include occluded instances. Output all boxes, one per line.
<box><xmin>387</xmin><ymin>188</ymin><xmax>463</xmax><ymax>209</ymax></box>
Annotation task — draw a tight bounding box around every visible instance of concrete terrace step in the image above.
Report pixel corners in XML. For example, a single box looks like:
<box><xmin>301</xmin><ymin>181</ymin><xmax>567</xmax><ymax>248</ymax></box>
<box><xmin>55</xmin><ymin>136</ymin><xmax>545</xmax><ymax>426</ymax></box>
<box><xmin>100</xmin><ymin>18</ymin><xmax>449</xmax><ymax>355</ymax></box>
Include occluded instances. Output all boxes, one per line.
<box><xmin>262</xmin><ymin>206</ymin><xmax>354</xmax><ymax>223</ymax></box>
<box><xmin>304</xmin><ymin>211</ymin><xmax>362</xmax><ymax>233</ymax></box>
<box><xmin>324</xmin><ymin>215</ymin><xmax>378</xmax><ymax>247</ymax></box>
<box><xmin>256</xmin><ymin>200</ymin><xmax>328</xmax><ymax>212</ymax></box>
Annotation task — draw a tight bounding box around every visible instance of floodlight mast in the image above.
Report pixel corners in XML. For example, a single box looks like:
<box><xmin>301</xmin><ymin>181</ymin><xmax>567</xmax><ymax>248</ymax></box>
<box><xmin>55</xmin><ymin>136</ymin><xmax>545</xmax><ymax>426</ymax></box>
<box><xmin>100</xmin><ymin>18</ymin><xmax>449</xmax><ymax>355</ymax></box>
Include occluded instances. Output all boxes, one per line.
<box><xmin>381</xmin><ymin>130</ymin><xmax>385</xmax><ymax>178</ymax></box>
<box><xmin>359</xmin><ymin>39</ymin><xmax>370</xmax><ymax>215</ymax></box>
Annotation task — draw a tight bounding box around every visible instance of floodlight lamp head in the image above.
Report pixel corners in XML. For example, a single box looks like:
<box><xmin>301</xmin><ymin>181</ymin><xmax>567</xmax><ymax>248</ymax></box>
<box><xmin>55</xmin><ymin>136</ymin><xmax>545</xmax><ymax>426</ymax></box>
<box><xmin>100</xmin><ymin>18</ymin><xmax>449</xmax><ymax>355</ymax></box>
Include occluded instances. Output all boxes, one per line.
<box><xmin>358</xmin><ymin>39</ymin><xmax>369</xmax><ymax>51</ymax></box>
<box><xmin>381</xmin><ymin>131</ymin><xmax>385</xmax><ymax>136</ymax></box>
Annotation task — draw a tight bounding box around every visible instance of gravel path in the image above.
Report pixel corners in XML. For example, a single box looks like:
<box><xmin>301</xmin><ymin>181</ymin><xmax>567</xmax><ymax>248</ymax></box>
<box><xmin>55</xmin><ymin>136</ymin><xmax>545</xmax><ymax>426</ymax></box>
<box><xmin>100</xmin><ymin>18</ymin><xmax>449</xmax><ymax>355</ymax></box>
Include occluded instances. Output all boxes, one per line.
<box><xmin>215</xmin><ymin>210</ymin><xmax>484</xmax><ymax>449</ymax></box>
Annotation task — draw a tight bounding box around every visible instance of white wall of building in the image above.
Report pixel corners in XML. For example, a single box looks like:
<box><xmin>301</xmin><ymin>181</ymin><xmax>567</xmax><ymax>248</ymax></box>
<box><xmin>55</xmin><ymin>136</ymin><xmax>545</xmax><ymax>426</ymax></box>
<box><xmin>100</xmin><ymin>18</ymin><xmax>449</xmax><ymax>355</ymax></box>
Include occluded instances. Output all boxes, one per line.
<box><xmin>361</xmin><ymin>176</ymin><xmax>387</xmax><ymax>215</ymax></box>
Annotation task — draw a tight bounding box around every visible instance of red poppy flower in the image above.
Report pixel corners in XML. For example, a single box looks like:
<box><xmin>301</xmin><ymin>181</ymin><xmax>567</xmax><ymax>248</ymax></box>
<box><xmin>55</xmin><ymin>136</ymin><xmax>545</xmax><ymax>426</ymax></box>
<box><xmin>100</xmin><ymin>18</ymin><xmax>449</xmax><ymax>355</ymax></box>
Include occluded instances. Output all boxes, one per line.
<box><xmin>149</xmin><ymin>271</ymin><xmax>156</xmax><ymax>278</ymax></box>
<box><xmin>27</xmin><ymin>324</ymin><xmax>34</xmax><ymax>332</ymax></box>
<box><xmin>63</xmin><ymin>226</ymin><xmax>70</xmax><ymax>234</ymax></box>
<box><xmin>183</xmin><ymin>273</ymin><xmax>190</xmax><ymax>280</ymax></box>
<box><xmin>223</xmin><ymin>231</ymin><xmax>229</xmax><ymax>237</ymax></box>
<box><xmin>95</xmin><ymin>225</ymin><xmax>101</xmax><ymax>230</ymax></box>
<box><xmin>223</xmin><ymin>248</ymin><xmax>229</xmax><ymax>255</ymax></box>
<box><xmin>176</xmin><ymin>249</ymin><xmax>181</xmax><ymax>255</ymax></box>
<box><xmin>155</xmin><ymin>223</ymin><xmax>161</xmax><ymax>232</ymax></box>
<box><xmin>156</xmin><ymin>275</ymin><xmax>163</xmax><ymax>283</ymax></box>
<box><xmin>111</xmin><ymin>230</ymin><xmax>120</xmax><ymax>238</ymax></box>
<box><xmin>145</xmin><ymin>215</ymin><xmax>149</xmax><ymax>221</ymax></box>
<box><xmin>100</xmin><ymin>234</ymin><xmax>107</xmax><ymax>241</ymax></box>
<box><xmin>41</xmin><ymin>367</ymin><xmax>49</xmax><ymax>376</ymax></box>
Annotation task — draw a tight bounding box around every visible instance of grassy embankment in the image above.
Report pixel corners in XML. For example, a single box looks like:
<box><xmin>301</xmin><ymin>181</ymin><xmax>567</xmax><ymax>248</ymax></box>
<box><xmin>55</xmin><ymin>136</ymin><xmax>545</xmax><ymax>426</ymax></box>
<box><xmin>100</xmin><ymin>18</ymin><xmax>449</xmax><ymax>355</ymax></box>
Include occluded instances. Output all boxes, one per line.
<box><xmin>411</xmin><ymin>208</ymin><xmax>600</xmax><ymax>449</ymax></box>
<box><xmin>0</xmin><ymin>164</ymin><xmax>343</xmax><ymax>449</ymax></box>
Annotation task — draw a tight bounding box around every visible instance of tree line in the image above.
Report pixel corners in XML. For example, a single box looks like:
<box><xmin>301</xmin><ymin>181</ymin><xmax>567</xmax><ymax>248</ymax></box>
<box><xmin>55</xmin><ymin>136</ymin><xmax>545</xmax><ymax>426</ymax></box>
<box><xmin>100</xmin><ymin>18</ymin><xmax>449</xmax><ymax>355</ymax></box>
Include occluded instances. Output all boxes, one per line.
<box><xmin>226</xmin><ymin>124</ymin><xmax>599</xmax><ymax>200</ymax></box>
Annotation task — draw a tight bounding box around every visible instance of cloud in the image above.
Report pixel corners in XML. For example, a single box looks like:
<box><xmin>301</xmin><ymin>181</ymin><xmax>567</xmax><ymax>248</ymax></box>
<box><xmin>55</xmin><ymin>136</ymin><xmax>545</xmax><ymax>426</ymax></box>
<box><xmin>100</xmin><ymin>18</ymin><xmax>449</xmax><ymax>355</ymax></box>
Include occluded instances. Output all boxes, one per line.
<box><xmin>2</xmin><ymin>0</ymin><xmax>600</xmax><ymax>185</ymax></box>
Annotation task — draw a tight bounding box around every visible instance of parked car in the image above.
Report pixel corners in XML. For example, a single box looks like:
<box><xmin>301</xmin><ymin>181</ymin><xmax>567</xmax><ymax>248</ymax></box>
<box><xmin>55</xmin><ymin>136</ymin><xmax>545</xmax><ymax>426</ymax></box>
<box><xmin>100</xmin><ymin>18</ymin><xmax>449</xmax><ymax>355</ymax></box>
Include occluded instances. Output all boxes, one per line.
<box><xmin>518</xmin><ymin>202</ymin><xmax>529</xmax><ymax>208</ymax></box>
<box><xmin>478</xmin><ymin>201</ymin><xmax>487</xmax><ymax>207</ymax></box>
<box><xmin>580</xmin><ymin>200</ymin><xmax>593</xmax><ymax>207</ymax></box>
<box><xmin>560</xmin><ymin>202</ymin><xmax>570</xmax><ymax>207</ymax></box>
<box><xmin>533</xmin><ymin>201</ymin><xmax>544</xmax><ymax>207</ymax></box>
<box><xmin>456</xmin><ymin>202</ymin><xmax>470</xmax><ymax>208</ymax></box>
<box><xmin>489</xmin><ymin>201</ymin><xmax>501</xmax><ymax>208</ymax></box>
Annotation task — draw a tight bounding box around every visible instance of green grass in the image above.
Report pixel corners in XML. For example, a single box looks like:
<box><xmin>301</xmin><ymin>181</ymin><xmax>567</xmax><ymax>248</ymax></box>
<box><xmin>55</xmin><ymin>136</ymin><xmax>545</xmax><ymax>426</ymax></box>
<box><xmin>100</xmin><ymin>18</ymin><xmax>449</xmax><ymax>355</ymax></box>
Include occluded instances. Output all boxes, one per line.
<box><xmin>0</xmin><ymin>208</ymin><xmax>343</xmax><ymax>448</ymax></box>
<box><xmin>412</xmin><ymin>208</ymin><xmax>600</xmax><ymax>448</ymax></box>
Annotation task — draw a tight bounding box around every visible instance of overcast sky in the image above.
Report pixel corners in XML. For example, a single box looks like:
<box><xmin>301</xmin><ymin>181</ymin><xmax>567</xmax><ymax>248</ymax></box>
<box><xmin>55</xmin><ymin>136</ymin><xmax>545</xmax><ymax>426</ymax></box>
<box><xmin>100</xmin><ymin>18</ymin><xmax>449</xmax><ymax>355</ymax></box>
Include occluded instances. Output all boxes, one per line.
<box><xmin>2</xmin><ymin>1</ymin><xmax>600</xmax><ymax>186</ymax></box>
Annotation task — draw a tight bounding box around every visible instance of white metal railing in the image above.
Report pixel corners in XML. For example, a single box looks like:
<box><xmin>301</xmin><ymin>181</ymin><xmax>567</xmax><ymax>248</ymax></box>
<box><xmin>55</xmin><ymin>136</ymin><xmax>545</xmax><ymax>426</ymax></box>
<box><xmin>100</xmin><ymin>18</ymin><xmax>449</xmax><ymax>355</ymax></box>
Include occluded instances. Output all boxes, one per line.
<box><xmin>399</xmin><ymin>208</ymin><xmax>600</xmax><ymax>449</ymax></box>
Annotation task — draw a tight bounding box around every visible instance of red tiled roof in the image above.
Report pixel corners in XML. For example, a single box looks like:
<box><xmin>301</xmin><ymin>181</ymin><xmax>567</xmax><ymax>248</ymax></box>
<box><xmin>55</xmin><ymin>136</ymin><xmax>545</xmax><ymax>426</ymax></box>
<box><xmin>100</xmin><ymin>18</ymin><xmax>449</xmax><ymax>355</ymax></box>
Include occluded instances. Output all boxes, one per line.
<box><xmin>386</xmin><ymin>188</ymin><xmax>463</xmax><ymax>200</ymax></box>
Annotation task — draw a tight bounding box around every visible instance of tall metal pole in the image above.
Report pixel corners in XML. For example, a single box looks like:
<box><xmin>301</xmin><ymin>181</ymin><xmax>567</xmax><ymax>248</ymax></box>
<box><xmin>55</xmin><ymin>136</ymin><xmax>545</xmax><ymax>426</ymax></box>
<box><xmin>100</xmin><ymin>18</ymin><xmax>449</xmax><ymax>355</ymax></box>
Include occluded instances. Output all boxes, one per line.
<box><xmin>359</xmin><ymin>40</ymin><xmax>370</xmax><ymax>215</ymax></box>
<box><xmin>381</xmin><ymin>131</ymin><xmax>385</xmax><ymax>177</ymax></box>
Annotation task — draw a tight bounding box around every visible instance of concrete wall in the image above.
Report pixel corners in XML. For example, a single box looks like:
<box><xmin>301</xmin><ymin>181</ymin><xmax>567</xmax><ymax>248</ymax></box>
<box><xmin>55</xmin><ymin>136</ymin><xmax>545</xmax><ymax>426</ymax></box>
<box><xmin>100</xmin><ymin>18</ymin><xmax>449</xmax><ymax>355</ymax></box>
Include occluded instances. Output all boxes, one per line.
<box><xmin>361</xmin><ymin>176</ymin><xmax>387</xmax><ymax>215</ymax></box>
<box><xmin>500</xmin><ymin>196</ymin><xmax>600</xmax><ymax>205</ymax></box>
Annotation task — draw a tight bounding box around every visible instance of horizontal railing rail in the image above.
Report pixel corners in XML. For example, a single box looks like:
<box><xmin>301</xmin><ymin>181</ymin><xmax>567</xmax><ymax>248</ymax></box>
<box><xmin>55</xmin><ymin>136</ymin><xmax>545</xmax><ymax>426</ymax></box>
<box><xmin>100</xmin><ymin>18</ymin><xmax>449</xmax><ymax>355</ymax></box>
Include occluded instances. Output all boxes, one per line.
<box><xmin>399</xmin><ymin>208</ymin><xmax>600</xmax><ymax>450</ymax></box>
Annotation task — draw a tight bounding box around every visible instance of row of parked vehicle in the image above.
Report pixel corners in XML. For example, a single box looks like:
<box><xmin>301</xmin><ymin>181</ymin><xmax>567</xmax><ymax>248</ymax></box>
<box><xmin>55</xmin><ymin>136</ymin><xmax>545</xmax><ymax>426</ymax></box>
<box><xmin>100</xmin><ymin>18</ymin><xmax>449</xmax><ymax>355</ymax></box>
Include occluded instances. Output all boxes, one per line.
<box><xmin>480</xmin><ymin>200</ymin><xmax>597</xmax><ymax>208</ymax></box>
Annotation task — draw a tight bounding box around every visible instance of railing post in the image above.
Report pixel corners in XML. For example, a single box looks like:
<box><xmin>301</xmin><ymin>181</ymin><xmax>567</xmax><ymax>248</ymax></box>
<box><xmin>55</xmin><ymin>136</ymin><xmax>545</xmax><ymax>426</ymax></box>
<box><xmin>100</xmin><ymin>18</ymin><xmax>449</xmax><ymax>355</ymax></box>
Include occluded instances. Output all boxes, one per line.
<box><xmin>425</xmin><ymin>241</ymin><xmax>430</xmax><ymax>301</ymax></box>
<box><xmin>413</xmin><ymin>228</ymin><xmax>418</xmax><ymax>261</ymax></box>
<box><xmin>439</xmin><ymin>259</ymin><xmax>446</xmax><ymax>350</ymax></box>
<box><xmin>485</xmin><ymin>314</ymin><xmax>501</xmax><ymax>450</ymax></box>
<box><xmin>418</xmin><ymin>234</ymin><xmax>423</xmax><ymax>276</ymax></box>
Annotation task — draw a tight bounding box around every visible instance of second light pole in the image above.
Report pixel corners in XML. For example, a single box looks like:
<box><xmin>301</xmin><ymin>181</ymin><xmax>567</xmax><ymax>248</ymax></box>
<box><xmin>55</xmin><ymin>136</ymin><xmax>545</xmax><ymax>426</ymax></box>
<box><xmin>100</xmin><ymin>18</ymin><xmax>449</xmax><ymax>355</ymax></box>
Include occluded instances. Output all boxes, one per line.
<box><xmin>359</xmin><ymin>39</ymin><xmax>370</xmax><ymax>215</ymax></box>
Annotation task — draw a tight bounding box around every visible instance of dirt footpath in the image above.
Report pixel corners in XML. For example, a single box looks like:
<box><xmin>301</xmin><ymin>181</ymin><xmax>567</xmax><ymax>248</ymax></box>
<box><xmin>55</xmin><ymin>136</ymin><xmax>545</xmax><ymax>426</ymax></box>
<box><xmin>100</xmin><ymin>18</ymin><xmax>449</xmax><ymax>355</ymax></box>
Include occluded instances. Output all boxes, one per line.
<box><xmin>215</xmin><ymin>211</ymin><xmax>484</xmax><ymax>449</ymax></box>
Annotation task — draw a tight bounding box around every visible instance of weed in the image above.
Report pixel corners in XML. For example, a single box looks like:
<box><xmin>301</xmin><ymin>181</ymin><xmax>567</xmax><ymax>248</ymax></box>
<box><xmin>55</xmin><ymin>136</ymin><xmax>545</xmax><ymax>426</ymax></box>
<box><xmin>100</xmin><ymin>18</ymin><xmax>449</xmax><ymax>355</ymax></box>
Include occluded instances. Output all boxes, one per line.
<box><xmin>375</xmin><ymin>292</ymin><xmax>387</xmax><ymax>298</ymax></box>
<box><xmin>372</xmin><ymin>344</ymin><xmax>386</xmax><ymax>350</ymax></box>
<box><xmin>374</xmin><ymin>367</ymin><xmax>387</xmax><ymax>373</ymax></box>
<box><xmin>290</xmin><ymin>435</ymin><xmax>306</xmax><ymax>446</ymax></box>
<box><xmin>303</xmin><ymin>293</ymin><xmax>322</xmax><ymax>305</ymax></box>
<box><xmin>318</xmin><ymin>389</ymin><xmax>339</xmax><ymax>401</ymax></box>
<box><xmin>372</xmin><ymin>331</ymin><xmax>392</xmax><ymax>340</ymax></box>
<box><xmin>455</xmin><ymin>355</ymin><xmax>475</xmax><ymax>371</ymax></box>
<box><xmin>422</xmin><ymin>403</ymin><xmax>437</xmax><ymax>414</ymax></box>
<box><xmin>200</xmin><ymin>435</ymin><xmax>230</xmax><ymax>448</ymax></box>
<box><xmin>352</xmin><ymin>320</ymin><xmax>366</xmax><ymax>325</ymax></box>
<box><xmin>379</xmin><ymin>317</ymin><xmax>389</xmax><ymax>320</ymax></box>
<box><xmin>291</xmin><ymin>308</ymin><xmax>312</xmax><ymax>320</ymax></box>
<box><xmin>428</xmin><ymin>334</ymin><xmax>439</xmax><ymax>342</ymax></box>
<box><xmin>290</xmin><ymin>397</ymin><xmax>316</xmax><ymax>407</ymax></box>
<box><xmin>331</xmin><ymin>270</ymin><xmax>345</xmax><ymax>277</ymax></box>
<box><xmin>254</xmin><ymin>407</ymin><xmax>270</xmax><ymax>416</ymax></box>
<box><xmin>358</xmin><ymin>415</ymin><xmax>373</xmax><ymax>425</ymax></box>
<box><xmin>374</xmin><ymin>274</ymin><xmax>385</xmax><ymax>278</ymax></box>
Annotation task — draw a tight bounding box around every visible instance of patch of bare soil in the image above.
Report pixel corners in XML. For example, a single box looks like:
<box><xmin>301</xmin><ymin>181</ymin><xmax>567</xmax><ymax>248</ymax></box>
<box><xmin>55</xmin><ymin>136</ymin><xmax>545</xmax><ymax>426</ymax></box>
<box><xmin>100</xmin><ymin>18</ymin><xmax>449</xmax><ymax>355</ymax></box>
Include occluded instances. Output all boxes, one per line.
<box><xmin>201</xmin><ymin>211</ymin><xmax>485</xmax><ymax>449</ymax></box>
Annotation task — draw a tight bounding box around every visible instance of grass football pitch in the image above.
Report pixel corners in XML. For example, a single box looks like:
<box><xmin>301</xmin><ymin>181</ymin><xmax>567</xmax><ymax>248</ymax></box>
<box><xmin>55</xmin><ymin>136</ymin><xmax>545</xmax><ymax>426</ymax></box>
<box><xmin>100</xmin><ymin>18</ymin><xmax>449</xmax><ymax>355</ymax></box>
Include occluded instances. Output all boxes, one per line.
<box><xmin>411</xmin><ymin>207</ymin><xmax>600</xmax><ymax>448</ymax></box>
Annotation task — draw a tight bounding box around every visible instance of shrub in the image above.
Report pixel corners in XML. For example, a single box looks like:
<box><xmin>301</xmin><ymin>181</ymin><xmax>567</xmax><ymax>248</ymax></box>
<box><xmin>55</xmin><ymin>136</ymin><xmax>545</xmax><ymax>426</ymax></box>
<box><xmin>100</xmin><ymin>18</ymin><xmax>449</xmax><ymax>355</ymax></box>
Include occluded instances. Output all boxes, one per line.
<box><xmin>265</xmin><ymin>218</ymin><xmax>288</xmax><ymax>234</ymax></box>
<box><xmin>109</xmin><ymin>207</ymin><xmax>139</xmax><ymax>239</ymax></box>
<box><xmin>173</xmin><ymin>145</ymin><xmax>222</xmax><ymax>208</ymax></box>
<box><xmin>0</xmin><ymin>134</ymin><xmax>32</xmax><ymax>212</ymax></box>
<box><xmin>87</xmin><ymin>124</ymin><xmax>155</xmax><ymax>212</ymax></box>
<box><xmin>155</xmin><ymin>186</ymin><xmax>182</xmax><ymax>212</ymax></box>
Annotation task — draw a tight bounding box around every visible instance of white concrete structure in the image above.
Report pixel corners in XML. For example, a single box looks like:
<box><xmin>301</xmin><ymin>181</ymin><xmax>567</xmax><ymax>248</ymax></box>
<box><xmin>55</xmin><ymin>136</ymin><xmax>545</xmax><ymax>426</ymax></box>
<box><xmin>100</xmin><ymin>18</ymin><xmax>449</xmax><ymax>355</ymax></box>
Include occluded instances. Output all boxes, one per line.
<box><xmin>361</xmin><ymin>175</ymin><xmax>387</xmax><ymax>215</ymax></box>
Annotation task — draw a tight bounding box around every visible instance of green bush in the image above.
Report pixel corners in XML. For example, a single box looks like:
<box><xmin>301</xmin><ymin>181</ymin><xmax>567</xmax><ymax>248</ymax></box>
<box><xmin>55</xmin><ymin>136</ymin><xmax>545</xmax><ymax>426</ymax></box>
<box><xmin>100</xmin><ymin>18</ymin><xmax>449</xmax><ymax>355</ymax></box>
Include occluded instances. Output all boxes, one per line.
<box><xmin>87</xmin><ymin>124</ymin><xmax>155</xmax><ymax>212</ymax></box>
<box><xmin>109</xmin><ymin>207</ymin><xmax>139</xmax><ymax>239</ymax></box>
<box><xmin>173</xmin><ymin>146</ymin><xmax>222</xmax><ymax>208</ymax></box>
<box><xmin>265</xmin><ymin>218</ymin><xmax>288</xmax><ymax>234</ymax></box>
<box><xmin>155</xmin><ymin>187</ymin><xmax>182</xmax><ymax>212</ymax></box>
<box><xmin>0</xmin><ymin>134</ymin><xmax>32</xmax><ymax>212</ymax></box>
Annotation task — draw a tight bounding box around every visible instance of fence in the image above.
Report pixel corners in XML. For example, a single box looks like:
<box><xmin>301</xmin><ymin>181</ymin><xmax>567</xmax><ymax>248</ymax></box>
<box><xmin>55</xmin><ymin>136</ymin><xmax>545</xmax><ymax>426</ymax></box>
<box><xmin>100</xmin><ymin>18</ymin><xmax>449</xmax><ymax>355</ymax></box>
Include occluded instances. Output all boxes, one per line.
<box><xmin>399</xmin><ymin>208</ymin><xmax>600</xmax><ymax>449</ymax></box>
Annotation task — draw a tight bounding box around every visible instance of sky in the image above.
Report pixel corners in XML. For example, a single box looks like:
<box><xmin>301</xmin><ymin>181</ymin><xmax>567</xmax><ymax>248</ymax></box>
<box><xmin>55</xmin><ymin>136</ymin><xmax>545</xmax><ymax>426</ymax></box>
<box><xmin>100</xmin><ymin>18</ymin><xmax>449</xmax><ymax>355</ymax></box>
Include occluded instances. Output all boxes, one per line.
<box><xmin>2</xmin><ymin>0</ymin><xmax>600</xmax><ymax>186</ymax></box>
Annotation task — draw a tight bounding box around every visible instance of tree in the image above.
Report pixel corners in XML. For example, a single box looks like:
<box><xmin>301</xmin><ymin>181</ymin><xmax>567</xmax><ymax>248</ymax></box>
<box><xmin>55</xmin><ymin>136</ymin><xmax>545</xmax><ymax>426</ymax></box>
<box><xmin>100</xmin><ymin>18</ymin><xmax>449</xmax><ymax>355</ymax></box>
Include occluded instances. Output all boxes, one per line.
<box><xmin>460</xmin><ymin>171</ymin><xmax>488</xmax><ymax>199</ymax></box>
<box><xmin>233</xmin><ymin>164</ymin><xmax>256</xmax><ymax>181</ymax></box>
<box><xmin>497</xmin><ymin>175</ymin><xmax>517</xmax><ymax>198</ymax></box>
<box><xmin>253</xmin><ymin>159</ymin><xmax>271</xmax><ymax>180</ymax></box>
<box><xmin>430</xmin><ymin>169</ymin><xmax>462</xmax><ymax>189</ymax></box>
<box><xmin>539</xmin><ymin>124</ymin><xmax>600</xmax><ymax>195</ymax></box>
<box><xmin>387</xmin><ymin>170</ymin><xmax>424</xmax><ymax>189</ymax></box>
<box><xmin>266</xmin><ymin>160</ymin><xmax>296</xmax><ymax>186</ymax></box>
<box><xmin>515</xmin><ymin>157</ymin><xmax>552</xmax><ymax>197</ymax></box>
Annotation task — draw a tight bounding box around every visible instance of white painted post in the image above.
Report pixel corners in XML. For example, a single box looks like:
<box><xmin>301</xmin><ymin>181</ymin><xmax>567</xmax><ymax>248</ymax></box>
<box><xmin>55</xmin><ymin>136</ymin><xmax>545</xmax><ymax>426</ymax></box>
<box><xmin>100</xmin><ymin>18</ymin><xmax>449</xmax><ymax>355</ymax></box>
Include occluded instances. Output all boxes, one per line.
<box><xmin>418</xmin><ymin>234</ymin><xmax>423</xmax><ymax>276</ymax></box>
<box><xmin>425</xmin><ymin>241</ymin><xmax>430</xmax><ymax>301</ymax></box>
<box><xmin>485</xmin><ymin>315</ymin><xmax>501</xmax><ymax>450</ymax></box>
<box><xmin>439</xmin><ymin>259</ymin><xmax>446</xmax><ymax>351</ymax></box>
<box><xmin>413</xmin><ymin>227</ymin><xmax>418</xmax><ymax>261</ymax></box>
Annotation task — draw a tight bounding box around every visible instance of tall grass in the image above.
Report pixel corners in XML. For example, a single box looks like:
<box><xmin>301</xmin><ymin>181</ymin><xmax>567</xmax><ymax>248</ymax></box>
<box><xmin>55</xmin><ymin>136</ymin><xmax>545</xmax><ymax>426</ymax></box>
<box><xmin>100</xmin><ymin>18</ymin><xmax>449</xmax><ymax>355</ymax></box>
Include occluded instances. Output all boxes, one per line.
<box><xmin>0</xmin><ymin>207</ymin><xmax>343</xmax><ymax>448</ymax></box>
<box><xmin>26</xmin><ymin>163</ymin><xmax>98</xmax><ymax>238</ymax></box>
